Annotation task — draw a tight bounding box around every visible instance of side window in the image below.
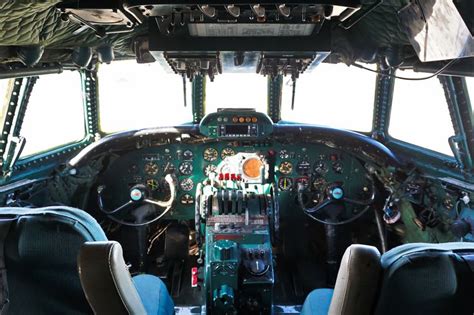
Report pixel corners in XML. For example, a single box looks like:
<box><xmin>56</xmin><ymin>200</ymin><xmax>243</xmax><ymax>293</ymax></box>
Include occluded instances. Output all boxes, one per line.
<box><xmin>389</xmin><ymin>71</ymin><xmax>455</xmax><ymax>156</ymax></box>
<box><xmin>20</xmin><ymin>72</ymin><xmax>85</xmax><ymax>157</ymax></box>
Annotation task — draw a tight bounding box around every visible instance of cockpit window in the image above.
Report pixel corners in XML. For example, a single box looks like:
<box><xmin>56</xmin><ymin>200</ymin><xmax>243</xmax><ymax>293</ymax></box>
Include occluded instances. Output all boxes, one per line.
<box><xmin>280</xmin><ymin>63</ymin><xmax>375</xmax><ymax>132</ymax></box>
<box><xmin>389</xmin><ymin>70</ymin><xmax>454</xmax><ymax>156</ymax></box>
<box><xmin>205</xmin><ymin>74</ymin><xmax>267</xmax><ymax>113</ymax></box>
<box><xmin>20</xmin><ymin>72</ymin><xmax>85</xmax><ymax>157</ymax></box>
<box><xmin>98</xmin><ymin>60</ymin><xmax>192</xmax><ymax>133</ymax></box>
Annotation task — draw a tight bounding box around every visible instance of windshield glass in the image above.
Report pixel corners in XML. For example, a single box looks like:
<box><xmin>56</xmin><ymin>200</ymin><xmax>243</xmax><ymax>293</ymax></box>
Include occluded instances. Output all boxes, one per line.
<box><xmin>205</xmin><ymin>74</ymin><xmax>267</xmax><ymax>113</ymax></box>
<box><xmin>98</xmin><ymin>60</ymin><xmax>192</xmax><ymax>133</ymax></box>
<box><xmin>389</xmin><ymin>70</ymin><xmax>455</xmax><ymax>156</ymax></box>
<box><xmin>280</xmin><ymin>63</ymin><xmax>375</xmax><ymax>132</ymax></box>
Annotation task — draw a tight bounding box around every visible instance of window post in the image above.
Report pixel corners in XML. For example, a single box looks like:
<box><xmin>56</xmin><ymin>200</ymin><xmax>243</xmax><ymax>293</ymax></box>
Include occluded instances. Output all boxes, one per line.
<box><xmin>439</xmin><ymin>76</ymin><xmax>474</xmax><ymax>173</ymax></box>
<box><xmin>192</xmin><ymin>75</ymin><xmax>205</xmax><ymax>124</ymax></box>
<box><xmin>267</xmin><ymin>75</ymin><xmax>282</xmax><ymax>123</ymax></box>
<box><xmin>371</xmin><ymin>65</ymin><xmax>395</xmax><ymax>141</ymax></box>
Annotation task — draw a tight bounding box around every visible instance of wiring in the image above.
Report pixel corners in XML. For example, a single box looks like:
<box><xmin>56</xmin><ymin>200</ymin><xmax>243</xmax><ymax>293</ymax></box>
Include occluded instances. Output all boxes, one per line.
<box><xmin>352</xmin><ymin>58</ymin><xmax>458</xmax><ymax>81</ymax></box>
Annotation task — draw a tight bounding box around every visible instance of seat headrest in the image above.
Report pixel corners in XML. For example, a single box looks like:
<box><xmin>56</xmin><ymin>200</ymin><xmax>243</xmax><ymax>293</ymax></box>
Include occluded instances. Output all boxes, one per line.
<box><xmin>375</xmin><ymin>242</ymin><xmax>474</xmax><ymax>315</ymax></box>
<box><xmin>78</xmin><ymin>241</ymin><xmax>147</xmax><ymax>315</ymax></box>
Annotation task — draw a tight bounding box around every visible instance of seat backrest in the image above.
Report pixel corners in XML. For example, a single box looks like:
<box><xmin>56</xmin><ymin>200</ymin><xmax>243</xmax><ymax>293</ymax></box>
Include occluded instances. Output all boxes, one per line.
<box><xmin>78</xmin><ymin>241</ymin><xmax>148</xmax><ymax>315</ymax></box>
<box><xmin>328</xmin><ymin>244</ymin><xmax>382</xmax><ymax>315</ymax></box>
<box><xmin>375</xmin><ymin>242</ymin><xmax>474</xmax><ymax>315</ymax></box>
<box><xmin>0</xmin><ymin>206</ymin><xmax>107</xmax><ymax>315</ymax></box>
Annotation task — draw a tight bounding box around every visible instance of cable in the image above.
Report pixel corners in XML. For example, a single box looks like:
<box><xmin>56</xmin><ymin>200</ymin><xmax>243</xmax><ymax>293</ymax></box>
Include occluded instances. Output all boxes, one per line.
<box><xmin>352</xmin><ymin>58</ymin><xmax>458</xmax><ymax>81</ymax></box>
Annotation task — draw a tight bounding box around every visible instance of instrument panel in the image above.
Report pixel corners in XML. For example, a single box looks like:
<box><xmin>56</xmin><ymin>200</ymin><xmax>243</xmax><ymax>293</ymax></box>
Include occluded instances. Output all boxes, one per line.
<box><xmin>98</xmin><ymin>140</ymin><xmax>372</xmax><ymax>220</ymax></box>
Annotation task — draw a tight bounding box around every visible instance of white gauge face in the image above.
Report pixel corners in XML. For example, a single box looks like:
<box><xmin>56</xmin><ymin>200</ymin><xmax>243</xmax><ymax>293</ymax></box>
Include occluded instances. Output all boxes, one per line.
<box><xmin>180</xmin><ymin>178</ymin><xmax>194</xmax><ymax>191</ymax></box>
<box><xmin>179</xmin><ymin>161</ymin><xmax>193</xmax><ymax>175</ymax></box>
<box><xmin>203</xmin><ymin>148</ymin><xmax>218</xmax><ymax>162</ymax></box>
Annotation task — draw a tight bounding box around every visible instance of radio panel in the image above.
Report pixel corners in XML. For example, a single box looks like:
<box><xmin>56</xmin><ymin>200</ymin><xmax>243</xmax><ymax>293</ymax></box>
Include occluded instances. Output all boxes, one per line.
<box><xmin>199</xmin><ymin>108</ymin><xmax>273</xmax><ymax>139</ymax></box>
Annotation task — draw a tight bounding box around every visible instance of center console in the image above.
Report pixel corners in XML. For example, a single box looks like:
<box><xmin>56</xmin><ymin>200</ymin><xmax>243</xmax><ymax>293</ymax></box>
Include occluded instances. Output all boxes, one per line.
<box><xmin>194</xmin><ymin>128</ymin><xmax>278</xmax><ymax>314</ymax></box>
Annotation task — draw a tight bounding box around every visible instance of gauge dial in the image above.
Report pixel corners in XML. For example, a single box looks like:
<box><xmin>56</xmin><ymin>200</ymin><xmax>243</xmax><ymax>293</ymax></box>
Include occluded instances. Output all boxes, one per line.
<box><xmin>203</xmin><ymin>148</ymin><xmax>218</xmax><ymax>162</ymax></box>
<box><xmin>312</xmin><ymin>177</ymin><xmax>327</xmax><ymax>190</ymax></box>
<box><xmin>179</xmin><ymin>161</ymin><xmax>193</xmax><ymax>175</ymax></box>
<box><xmin>296</xmin><ymin>177</ymin><xmax>310</xmax><ymax>190</ymax></box>
<box><xmin>144</xmin><ymin>162</ymin><xmax>159</xmax><ymax>175</ymax></box>
<box><xmin>279</xmin><ymin>161</ymin><xmax>293</xmax><ymax>175</ymax></box>
<box><xmin>146</xmin><ymin>179</ymin><xmax>159</xmax><ymax>191</ymax></box>
<box><xmin>204</xmin><ymin>164</ymin><xmax>217</xmax><ymax>176</ymax></box>
<box><xmin>179</xmin><ymin>178</ymin><xmax>194</xmax><ymax>191</ymax></box>
<box><xmin>180</xmin><ymin>194</ymin><xmax>195</xmax><ymax>205</ymax></box>
<box><xmin>278</xmin><ymin>177</ymin><xmax>293</xmax><ymax>191</ymax></box>
<box><xmin>183</xmin><ymin>150</ymin><xmax>194</xmax><ymax>160</ymax></box>
<box><xmin>314</xmin><ymin>161</ymin><xmax>327</xmax><ymax>174</ymax></box>
<box><xmin>296</xmin><ymin>160</ymin><xmax>311</xmax><ymax>175</ymax></box>
<box><xmin>221</xmin><ymin>147</ymin><xmax>236</xmax><ymax>160</ymax></box>
<box><xmin>242</xmin><ymin>157</ymin><xmax>263</xmax><ymax>179</ymax></box>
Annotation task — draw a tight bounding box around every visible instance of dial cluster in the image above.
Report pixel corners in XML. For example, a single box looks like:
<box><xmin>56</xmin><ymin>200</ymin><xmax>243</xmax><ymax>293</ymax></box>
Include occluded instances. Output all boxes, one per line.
<box><xmin>105</xmin><ymin>142</ymin><xmax>370</xmax><ymax>221</ymax></box>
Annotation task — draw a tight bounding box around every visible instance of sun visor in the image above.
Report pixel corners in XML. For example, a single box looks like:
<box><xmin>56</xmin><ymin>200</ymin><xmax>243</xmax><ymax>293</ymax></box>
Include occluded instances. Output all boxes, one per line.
<box><xmin>398</xmin><ymin>0</ymin><xmax>474</xmax><ymax>62</ymax></box>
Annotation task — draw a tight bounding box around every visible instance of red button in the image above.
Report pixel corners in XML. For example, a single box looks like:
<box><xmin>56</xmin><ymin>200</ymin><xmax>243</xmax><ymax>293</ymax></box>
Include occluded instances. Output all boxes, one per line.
<box><xmin>219</xmin><ymin>174</ymin><xmax>224</xmax><ymax>180</ymax></box>
<box><xmin>231</xmin><ymin>174</ymin><xmax>236</xmax><ymax>180</ymax></box>
<box><xmin>224</xmin><ymin>173</ymin><xmax>230</xmax><ymax>180</ymax></box>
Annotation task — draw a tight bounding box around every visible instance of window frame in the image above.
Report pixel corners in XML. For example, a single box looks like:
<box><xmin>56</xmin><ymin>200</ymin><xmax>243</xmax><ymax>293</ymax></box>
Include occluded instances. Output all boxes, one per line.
<box><xmin>13</xmin><ymin>70</ymin><xmax>93</xmax><ymax>168</ymax></box>
<box><xmin>382</xmin><ymin>74</ymin><xmax>473</xmax><ymax>178</ymax></box>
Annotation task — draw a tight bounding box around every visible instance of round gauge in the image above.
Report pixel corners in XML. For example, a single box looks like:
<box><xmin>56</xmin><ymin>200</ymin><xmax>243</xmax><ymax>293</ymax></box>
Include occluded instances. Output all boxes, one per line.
<box><xmin>242</xmin><ymin>157</ymin><xmax>263</xmax><ymax>179</ymax></box>
<box><xmin>183</xmin><ymin>150</ymin><xmax>194</xmax><ymax>160</ymax></box>
<box><xmin>179</xmin><ymin>178</ymin><xmax>194</xmax><ymax>191</ymax></box>
<box><xmin>180</xmin><ymin>194</ymin><xmax>195</xmax><ymax>205</ymax></box>
<box><xmin>146</xmin><ymin>179</ymin><xmax>159</xmax><ymax>191</ymax></box>
<box><xmin>278</xmin><ymin>177</ymin><xmax>293</xmax><ymax>191</ymax></box>
<box><xmin>312</xmin><ymin>177</ymin><xmax>327</xmax><ymax>190</ymax></box>
<box><xmin>221</xmin><ymin>147</ymin><xmax>236</xmax><ymax>160</ymax></box>
<box><xmin>204</xmin><ymin>164</ymin><xmax>217</xmax><ymax>176</ymax></box>
<box><xmin>163</xmin><ymin>162</ymin><xmax>175</xmax><ymax>174</ymax></box>
<box><xmin>314</xmin><ymin>161</ymin><xmax>327</xmax><ymax>174</ymax></box>
<box><xmin>179</xmin><ymin>161</ymin><xmax>193</xmax><ymax>175</ymax></box>
<box><xmin>296</xmin><ymin>177</ymin><xmax>310</xmax><ymax>190</ymax></box>
<box><xmin>144</xmin><ymin>162</ymin><xmax>159</xmax><ymax>175</ymax></box>
<box><xmin>296</xmin><ymin>160</ymin><xmax>311</xmax><ymax>175</ymax></box>
<box><xmin>203</xmin><ymin>148</ymin><xmax>218</xmax><ymax>162</ymax></box>
<box><xmin>279</xmin><ymin>161</ymin><xmax>293</xmax><ymax>175</ymax></box>
<box><xmin>332</xmin><ymin>161</ymin><xmax>344</xmax><ymax>174</ymax></box>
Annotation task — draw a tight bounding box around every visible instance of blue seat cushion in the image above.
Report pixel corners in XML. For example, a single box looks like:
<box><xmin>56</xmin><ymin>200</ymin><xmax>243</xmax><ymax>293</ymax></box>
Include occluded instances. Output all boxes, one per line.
<box><xmin>133</xmin><ymin>274</ymin><xmax>175</xmax><ymax>315</ymax></box>
<box><xmin>301</xmin><ymin>288</ymin><xmax>334</xmax><ymax>315</ymax></box>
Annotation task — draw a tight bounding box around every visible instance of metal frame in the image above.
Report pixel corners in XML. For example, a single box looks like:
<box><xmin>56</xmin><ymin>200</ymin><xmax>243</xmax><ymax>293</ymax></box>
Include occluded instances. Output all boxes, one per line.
<box><xmin>372</xmin><ymin>65</ymin><xmax>473</xmax><ymax>181</ymax></box>
<box><xmin>192</xmin><ymin>75</ymin><xmax>206</xmax><ymax>123</ymax></box>
<box><xmin>267</xmin><ymin>75</ymin><xmax>282</xmax><ymax>123</ymax></box>
<box><xmin>0</xmin><ymin>69</ymin><xmax>98</xmax><ymax>181</ymax></box>
<box><xmin>371</xmin><ymin>65</ymin><xmax>395</xmax><ymax>141</ymax></box>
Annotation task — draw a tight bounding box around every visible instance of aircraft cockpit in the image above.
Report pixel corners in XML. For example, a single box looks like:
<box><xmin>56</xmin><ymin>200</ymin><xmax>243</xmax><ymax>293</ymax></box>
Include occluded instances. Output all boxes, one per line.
<box><xmin>0</xmin><ymin>1</ymin><xmax>473</xmax><ymax>314</ymax></box>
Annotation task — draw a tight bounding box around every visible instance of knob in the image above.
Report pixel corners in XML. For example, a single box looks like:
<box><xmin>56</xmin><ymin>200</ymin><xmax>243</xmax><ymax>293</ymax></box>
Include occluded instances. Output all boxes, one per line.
<box><xmin>451</xmin><ymin>219</ymin><xmax>472</xmax><ymax>238</ymax></box>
